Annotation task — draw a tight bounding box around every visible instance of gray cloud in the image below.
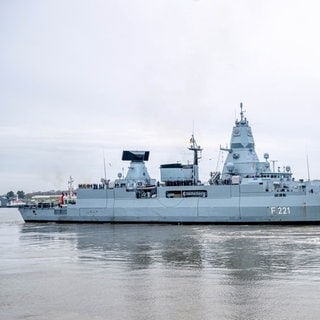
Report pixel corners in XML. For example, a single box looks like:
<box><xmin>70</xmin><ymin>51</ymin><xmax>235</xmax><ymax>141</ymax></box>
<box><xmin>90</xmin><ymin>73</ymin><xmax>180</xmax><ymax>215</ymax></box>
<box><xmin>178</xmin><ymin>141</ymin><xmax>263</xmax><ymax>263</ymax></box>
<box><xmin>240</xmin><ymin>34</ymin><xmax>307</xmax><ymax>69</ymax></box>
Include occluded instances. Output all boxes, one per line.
<box><xmin>1</xmin><ymin>0</ymin><xmax>320</xmax><ymax>193</ymax></box>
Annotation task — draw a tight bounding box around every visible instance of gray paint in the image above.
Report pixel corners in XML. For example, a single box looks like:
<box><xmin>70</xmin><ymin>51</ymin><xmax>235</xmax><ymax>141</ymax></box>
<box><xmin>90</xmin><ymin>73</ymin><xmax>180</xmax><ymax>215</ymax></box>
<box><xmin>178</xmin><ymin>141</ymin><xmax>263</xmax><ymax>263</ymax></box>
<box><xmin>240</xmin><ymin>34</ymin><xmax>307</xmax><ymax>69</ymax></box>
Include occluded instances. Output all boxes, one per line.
<box><xmin>19</xmin><ymin>104</ymin><xmax>320</xmax><ymax>223</ymax></box>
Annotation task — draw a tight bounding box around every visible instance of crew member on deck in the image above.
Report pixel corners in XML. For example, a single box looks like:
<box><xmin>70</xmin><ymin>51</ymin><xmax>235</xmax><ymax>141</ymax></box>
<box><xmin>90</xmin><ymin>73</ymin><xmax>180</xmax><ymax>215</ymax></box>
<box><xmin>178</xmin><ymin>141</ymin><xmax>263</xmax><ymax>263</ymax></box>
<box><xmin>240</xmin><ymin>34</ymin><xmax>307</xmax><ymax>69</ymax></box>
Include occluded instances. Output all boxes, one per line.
<box><xmin>59</xmin><ymin>193</ymin><xmax>64</xmax><ymax>207</ymax></box>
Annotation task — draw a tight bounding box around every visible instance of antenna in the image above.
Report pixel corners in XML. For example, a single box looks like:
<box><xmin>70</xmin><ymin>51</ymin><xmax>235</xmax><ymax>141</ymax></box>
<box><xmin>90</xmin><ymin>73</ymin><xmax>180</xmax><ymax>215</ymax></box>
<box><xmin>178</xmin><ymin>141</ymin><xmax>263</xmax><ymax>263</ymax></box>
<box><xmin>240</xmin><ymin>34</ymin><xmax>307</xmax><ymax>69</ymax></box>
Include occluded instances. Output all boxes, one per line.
<box><xmin>103</xmin><ymin>150</ymin><xmax>107</xmax><ymax>182</ymax></box>
<box><xmin>306</xmin><ymin>153</ymin><xmax>311</xmax><ymax>182</ymax></box>
<box><xmin>215</xmin><ymin>149</ymin><xmax>222</xmax><ymax>172</ymax></box>
<box><xmin>68</xmin><ymin>176</ymin><xmax>74</xmax><ymax>196</ymax></box>
<box><xmin>270</xmin><ymin>160</ymin><xmax>278</xmax><ymax>173</ymax></box>
<box><xmin>240</xmin><ymin>102</ymin><xmax>246</xmax><ymax>121</ymax></box>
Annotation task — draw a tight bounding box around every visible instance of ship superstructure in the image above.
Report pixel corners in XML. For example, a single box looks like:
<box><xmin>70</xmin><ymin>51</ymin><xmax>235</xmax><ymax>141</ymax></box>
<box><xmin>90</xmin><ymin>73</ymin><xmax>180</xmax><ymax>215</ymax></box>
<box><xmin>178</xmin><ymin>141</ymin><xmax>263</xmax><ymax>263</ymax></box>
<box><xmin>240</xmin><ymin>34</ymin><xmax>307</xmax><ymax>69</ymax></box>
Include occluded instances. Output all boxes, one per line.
<box><xmin>220</xmin><ymin>103</ymin><xmax>271</xmax><ymax>180</ymax></box>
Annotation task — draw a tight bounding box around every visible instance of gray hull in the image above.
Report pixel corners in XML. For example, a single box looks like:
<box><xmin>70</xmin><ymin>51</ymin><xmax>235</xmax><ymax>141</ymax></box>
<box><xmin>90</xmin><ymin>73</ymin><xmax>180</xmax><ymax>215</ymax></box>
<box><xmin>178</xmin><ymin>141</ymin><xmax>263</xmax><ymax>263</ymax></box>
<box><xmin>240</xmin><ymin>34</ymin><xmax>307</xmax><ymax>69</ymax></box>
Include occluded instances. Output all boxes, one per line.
<box><xmin>19</xmin><ymin>185</ymin><xmax>320</xmax><ymax>224</ymax></box>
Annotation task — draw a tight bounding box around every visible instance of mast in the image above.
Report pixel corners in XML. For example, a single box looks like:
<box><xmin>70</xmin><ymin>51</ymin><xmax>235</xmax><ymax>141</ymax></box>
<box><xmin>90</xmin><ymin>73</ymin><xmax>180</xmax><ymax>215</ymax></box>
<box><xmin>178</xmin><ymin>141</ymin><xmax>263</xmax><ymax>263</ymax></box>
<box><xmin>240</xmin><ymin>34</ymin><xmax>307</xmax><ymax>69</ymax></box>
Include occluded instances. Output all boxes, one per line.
<box><xmin>240</xmin><ymin>102</ymin><xmax>244</xmax><ymax>121</ymax></box>
<box><xmin>67</xmin><ymin>176</ymin><xmax>74</xmax><ymax>197</ymax></box>
<box><xmin>188</xmin><ymin>134</ymin><xmax>202</xmax><ymax>166</ymax></box>
<box><xmin>306</xmin><ymin>153</ymin><xmax>311</xmax><ymax>182</ymax></box>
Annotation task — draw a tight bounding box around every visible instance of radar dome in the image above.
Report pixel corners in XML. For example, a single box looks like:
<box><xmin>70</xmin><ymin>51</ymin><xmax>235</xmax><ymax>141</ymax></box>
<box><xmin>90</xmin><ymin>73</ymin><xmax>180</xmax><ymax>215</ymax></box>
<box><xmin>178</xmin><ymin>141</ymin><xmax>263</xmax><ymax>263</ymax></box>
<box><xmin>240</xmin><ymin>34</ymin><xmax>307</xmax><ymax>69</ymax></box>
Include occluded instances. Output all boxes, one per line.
<box><xmin>226</xmin><ymin>162</ymin><xmax>235</xmax><ymax>173</ymax></box>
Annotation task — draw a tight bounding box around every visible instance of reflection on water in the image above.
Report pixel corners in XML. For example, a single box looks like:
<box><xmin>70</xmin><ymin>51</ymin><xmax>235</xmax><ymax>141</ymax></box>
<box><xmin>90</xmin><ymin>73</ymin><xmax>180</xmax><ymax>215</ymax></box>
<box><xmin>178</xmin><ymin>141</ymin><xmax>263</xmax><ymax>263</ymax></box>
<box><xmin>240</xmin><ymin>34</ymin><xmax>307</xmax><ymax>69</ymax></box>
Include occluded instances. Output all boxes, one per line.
<box><xmin>1</xmin><ymin>208</ymin><xmax>320</xmax><ymax>320</ymax></box>
<box><xmin>18</xmin><ymin>222</ymin><xmax>320</xmax><ymax>278</ymax></box>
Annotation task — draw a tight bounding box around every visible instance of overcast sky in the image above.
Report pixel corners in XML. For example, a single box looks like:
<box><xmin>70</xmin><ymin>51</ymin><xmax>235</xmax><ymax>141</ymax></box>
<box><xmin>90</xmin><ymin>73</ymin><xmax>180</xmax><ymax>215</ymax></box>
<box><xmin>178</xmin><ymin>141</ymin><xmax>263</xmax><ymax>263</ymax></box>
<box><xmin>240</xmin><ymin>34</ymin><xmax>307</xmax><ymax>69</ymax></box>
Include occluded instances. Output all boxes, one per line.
<box><xmin>1</xmin><ymin>0</ymin><xmax>320</xmax><ymax>194</ymax></box>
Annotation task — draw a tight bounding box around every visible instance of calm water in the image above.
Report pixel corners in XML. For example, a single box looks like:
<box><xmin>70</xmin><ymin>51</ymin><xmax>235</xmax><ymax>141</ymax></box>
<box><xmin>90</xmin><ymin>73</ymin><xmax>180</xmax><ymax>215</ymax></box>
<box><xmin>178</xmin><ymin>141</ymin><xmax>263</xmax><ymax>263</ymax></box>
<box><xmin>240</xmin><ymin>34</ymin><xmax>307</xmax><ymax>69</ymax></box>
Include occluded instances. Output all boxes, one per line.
<box><xmin>1</xmin><ymin>208</ymin><xmax>320</xmax><ymax>320</ymax></box>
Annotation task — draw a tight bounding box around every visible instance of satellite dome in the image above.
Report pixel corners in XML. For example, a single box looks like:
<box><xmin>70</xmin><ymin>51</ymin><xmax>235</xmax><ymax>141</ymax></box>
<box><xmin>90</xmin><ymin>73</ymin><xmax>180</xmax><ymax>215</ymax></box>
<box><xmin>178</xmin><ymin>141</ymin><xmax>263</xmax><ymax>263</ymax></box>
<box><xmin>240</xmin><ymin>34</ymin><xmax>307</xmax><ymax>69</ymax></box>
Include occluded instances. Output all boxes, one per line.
<box><xmin>226</xmin><ymin>162</ymin><xmax>235</xmax><ymax>173</ymax></box>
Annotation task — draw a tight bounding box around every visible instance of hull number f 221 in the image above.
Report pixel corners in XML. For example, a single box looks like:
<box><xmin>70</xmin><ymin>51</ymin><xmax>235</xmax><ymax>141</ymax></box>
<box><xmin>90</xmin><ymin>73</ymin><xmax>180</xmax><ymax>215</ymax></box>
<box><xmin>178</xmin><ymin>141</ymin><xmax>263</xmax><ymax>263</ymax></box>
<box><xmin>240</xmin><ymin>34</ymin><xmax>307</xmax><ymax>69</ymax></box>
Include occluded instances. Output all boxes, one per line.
<box><xmin>270</xmin><ymin>206</ymin><xmax>291</xmax><ymax>215</ymax></box>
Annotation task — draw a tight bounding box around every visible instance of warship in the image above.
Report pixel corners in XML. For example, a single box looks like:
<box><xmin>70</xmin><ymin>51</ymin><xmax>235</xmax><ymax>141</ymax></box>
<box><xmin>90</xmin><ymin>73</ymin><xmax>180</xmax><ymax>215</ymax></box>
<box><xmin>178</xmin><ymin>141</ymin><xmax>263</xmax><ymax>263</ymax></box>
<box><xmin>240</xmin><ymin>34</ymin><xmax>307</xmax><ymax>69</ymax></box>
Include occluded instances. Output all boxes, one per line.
<box><xmin>19</xmin><ymin>104</ymin><xmax>320</xmax><ymax>223</ymax></box>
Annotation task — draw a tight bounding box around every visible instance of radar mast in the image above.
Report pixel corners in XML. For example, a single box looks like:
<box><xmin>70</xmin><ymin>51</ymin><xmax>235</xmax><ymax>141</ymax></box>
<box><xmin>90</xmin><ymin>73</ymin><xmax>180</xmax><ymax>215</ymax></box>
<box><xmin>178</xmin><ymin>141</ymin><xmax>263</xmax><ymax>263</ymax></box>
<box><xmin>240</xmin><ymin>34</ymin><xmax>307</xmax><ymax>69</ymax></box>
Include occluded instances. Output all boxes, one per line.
<box><xmin>188</xmin><ymin>134</ymin><xmax>202</xmax><ymax>166</ymax></box>
<box><xmin>240</xmin><ymin>102</ymin><xmax>245</xmax><ymax>121</ymax></box>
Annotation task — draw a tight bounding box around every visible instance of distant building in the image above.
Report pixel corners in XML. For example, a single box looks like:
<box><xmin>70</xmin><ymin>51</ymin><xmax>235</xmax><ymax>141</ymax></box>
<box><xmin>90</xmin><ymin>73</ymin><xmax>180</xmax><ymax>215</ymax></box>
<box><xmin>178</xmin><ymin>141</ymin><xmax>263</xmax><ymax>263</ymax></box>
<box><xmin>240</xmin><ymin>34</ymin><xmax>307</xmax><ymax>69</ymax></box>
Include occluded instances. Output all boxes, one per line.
<box><xmin>0</xmin><ymin>197</ymin><xmax>9</xmax><ymax>207</ymax></box>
